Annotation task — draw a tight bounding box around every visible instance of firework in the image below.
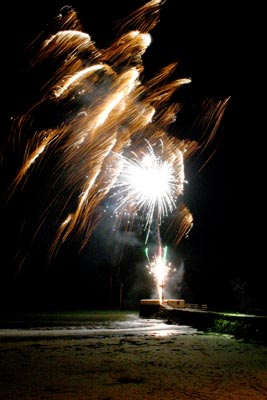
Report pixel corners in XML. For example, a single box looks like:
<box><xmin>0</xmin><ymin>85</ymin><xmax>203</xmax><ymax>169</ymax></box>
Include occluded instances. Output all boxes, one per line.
<box><xmin>146</xmin><ymin>245</ymin><xmax>176</xmax><ymax>303</ymax></box>
<box><xmin>2</xmin><ymin>1</ymin><xmax>228</xmax><ymax>274</ymax></box>
<box><xmin>111</xmin><ymin>138</ymin><xmax>185</xmax><ymax>242</ymax></box>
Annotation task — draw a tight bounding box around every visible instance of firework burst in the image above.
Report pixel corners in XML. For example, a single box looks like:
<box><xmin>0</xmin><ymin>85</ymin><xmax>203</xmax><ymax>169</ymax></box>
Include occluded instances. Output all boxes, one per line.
<box><xmin>2</xmin><ymin>1</ymin><xmax>228</xmax><ymax>276</ymax></box>
<box><xmin>111</xmin><ymin>138</ymin><xmax>185</xmax><ymax>242</ymax></box>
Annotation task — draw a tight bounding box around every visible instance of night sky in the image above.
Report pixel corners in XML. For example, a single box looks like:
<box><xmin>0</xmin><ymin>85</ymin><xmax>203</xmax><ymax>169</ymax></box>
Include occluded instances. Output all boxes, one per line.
<box><xmin>0</xmin><ymin>1</ymin><xmax>262</xmax><ymax>312</ymax></box>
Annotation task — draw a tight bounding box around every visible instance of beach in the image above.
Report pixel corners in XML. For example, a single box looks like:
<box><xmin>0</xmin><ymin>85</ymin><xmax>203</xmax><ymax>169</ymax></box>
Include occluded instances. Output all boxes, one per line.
<box><xmin>1</xmin><ymin>329</ymin><xmax>267</xmax><ymax>399</ymax></box>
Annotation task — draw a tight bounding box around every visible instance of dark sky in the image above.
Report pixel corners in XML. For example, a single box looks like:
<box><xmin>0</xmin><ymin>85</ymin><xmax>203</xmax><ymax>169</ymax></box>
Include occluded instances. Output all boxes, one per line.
<box><xmin>0</xmin><ymin>1</ymin><xmax>261</xmax><ymax>311</ymax></box>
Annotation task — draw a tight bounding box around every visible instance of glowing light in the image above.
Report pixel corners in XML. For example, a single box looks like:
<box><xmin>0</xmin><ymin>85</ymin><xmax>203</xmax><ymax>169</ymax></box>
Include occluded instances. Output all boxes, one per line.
<box><xmin>113</xmin><ymin>139</ymin><xmax>184</xmax><ymax>241</ymax></box>
<box><xmin>146</xmin><ymin>245</ymin><xmax>176</xmax><ymax>303</ymax></box>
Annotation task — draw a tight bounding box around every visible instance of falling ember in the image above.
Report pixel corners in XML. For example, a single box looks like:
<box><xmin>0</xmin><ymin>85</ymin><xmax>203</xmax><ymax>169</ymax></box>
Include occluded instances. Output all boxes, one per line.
<box><xmin>164</xmin><ymin>203</ymin><xmax>194</xmax><ymax>247</ymax></box>
<box><xmin>2</xmin><ymin>0</ymin><xmax>229</xmax><ymax>274</ymax></box>
<box><xmin>146</xmin><ymin>245</ymin><xmax>176</xmax><ymax>303</ymax></box>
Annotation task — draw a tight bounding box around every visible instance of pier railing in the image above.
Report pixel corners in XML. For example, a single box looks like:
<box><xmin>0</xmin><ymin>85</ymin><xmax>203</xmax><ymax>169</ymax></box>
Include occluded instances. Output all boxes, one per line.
<box><xmin>185</xmin><ymin>303</ymin><xmax>208</xmax><ymax>310</ymax></box>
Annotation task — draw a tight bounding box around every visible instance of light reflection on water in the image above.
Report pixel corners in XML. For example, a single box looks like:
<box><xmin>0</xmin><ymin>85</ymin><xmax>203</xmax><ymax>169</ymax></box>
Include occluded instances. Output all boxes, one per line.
<box><xmin>0</xmin><ymin>310</ymin><xmax>197</xmax><ymax>339</ymax></box>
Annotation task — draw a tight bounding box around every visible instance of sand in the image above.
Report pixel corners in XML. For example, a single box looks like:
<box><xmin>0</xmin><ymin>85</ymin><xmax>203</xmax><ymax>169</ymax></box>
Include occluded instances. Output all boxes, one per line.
<box><xmin>1</xmin><ymin>332</ymin><xmax>267</xmax><ymax>399</ymax></box>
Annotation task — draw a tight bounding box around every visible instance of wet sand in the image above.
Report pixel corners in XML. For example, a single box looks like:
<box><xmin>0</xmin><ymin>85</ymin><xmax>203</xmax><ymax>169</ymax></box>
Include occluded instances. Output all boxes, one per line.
<box><xmin>1</xmin><ymin>332</ymin><xmax>267</xmax><ymax>399</ymax></box>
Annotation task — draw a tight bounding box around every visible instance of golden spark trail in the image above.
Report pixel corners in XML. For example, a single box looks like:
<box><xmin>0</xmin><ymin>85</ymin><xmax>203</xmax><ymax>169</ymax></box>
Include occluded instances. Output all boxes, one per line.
<box><xmin>53</xmin><ymin>64</ymin><xmax>107</xmax><ymax>98</ymax></box>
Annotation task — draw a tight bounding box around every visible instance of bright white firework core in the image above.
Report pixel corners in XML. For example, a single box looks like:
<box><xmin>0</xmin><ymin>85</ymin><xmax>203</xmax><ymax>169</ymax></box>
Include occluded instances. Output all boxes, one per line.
<box><xmin>113</xmin><ymin>141</ymin><xmax>184</xmax><ymax>240</ymax></box>
<box><xmin>130</xmin><ymin>153</ymin><xmax>174</xmax><ymax>209</ymax></box>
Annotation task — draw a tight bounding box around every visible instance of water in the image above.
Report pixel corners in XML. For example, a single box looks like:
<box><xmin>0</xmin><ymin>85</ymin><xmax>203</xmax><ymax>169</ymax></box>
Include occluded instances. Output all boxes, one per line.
<box><xmin>0</xmin><ymin>310</ymin><xmax>197</xmax><ymax>340</ymax></box>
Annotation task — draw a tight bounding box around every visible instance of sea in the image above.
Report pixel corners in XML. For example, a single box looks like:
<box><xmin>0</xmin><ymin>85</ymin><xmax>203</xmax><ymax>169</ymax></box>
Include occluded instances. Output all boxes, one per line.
<box><xmin>0</xmin><ymin>310</ymin><xmax>197</xmax><ymax>340</ymax></box>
